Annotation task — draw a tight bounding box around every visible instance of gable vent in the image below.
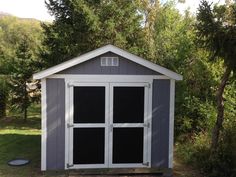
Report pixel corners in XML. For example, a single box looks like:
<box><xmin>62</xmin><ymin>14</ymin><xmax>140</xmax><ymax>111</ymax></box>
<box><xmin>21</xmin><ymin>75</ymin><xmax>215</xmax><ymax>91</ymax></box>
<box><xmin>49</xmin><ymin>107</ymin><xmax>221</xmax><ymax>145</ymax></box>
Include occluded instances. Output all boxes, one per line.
<box><xmin>101</xmin><ymin>57</ymin><xmax>119</xmax><ymax>66</ymax></box>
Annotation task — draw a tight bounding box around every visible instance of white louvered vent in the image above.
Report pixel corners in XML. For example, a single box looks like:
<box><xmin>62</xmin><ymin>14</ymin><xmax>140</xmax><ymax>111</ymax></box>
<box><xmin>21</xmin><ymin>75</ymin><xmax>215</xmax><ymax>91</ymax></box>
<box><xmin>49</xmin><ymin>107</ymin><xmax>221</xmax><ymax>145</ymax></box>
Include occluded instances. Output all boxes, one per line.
<box><xmin>101</xmin><ymin>57</ymin><xmax>119</xmax><ymax>66</ymax></box>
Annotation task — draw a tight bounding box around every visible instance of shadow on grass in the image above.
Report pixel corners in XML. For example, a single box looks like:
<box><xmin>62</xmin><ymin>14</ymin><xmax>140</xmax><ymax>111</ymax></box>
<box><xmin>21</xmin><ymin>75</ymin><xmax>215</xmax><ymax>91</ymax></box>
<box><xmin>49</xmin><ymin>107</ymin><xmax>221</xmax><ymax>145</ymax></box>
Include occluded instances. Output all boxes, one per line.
<box><xmin>0</xmin><ymin>117</ymin><xmax>41</xmax><ymax>130</ymax></box>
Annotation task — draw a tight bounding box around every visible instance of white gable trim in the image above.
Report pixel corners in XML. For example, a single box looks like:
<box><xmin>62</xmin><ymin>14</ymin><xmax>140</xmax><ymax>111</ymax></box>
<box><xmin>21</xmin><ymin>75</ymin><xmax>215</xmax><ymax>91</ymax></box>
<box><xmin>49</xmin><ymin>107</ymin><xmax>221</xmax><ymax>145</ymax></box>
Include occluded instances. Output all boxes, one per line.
<box><xmin>33</xmin><ymin>45</ymin><xmax>183</xmax><ymax>80</ymax></box>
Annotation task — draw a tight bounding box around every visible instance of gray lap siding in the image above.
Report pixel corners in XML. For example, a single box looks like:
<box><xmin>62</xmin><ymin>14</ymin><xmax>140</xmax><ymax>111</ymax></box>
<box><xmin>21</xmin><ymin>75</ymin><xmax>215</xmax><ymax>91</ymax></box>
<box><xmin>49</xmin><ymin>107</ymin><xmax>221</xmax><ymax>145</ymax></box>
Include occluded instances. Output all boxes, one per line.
<box><xmin>151</xmin><ymin>79</ymin><xmax>170</xmax><ymax>168</ymax></box>
<box><xmin>46</xmin><ymin>78</ymin><xmax>65</xmax><ymax>170</ymax></box>
<box><xmin>59</xmin><ymin>52</ymin><xmax>160</xmax><ymax>75</ymax></box>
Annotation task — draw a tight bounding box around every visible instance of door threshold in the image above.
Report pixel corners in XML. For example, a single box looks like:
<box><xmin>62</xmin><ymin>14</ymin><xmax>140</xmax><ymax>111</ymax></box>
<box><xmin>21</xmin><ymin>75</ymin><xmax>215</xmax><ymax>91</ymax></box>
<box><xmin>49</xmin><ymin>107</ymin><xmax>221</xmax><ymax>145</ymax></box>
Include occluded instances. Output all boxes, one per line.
<box><xmin>69</xmin><ymin>168</ymin><xmax>172</xmax><ymax>176</ymax></box>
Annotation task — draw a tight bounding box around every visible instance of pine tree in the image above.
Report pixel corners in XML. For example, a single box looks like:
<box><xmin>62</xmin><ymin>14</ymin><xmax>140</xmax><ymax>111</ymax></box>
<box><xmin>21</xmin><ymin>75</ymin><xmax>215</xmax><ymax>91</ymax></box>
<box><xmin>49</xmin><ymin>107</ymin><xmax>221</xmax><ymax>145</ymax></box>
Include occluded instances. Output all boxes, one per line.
<box><xmin>42</xmin><ymin>0</ymin><xmax>146</xmax><ymax>66</ymax></box>
<box><xmin>8</xmin><ymin>37</ymin><xmax>38</xmax><ymax>121</ymax></box>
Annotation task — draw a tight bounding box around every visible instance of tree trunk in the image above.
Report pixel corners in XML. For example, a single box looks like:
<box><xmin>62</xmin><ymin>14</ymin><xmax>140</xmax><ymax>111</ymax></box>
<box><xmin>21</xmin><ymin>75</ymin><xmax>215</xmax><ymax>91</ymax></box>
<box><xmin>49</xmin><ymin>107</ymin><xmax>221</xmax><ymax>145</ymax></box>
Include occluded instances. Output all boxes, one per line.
<box><xmin>23</xmin><ymin>82</ymin><xmax>28</xmax><ymax>122</ymax></box>
<box><xmin>211</xmin><ymin>66</ymin><xmax>231</xmax><ymax>150</ymax></box>
<box><xmin>0</xmin><ymin>91</ymin><xmax>6</xmax><ymax>119</ymax></box>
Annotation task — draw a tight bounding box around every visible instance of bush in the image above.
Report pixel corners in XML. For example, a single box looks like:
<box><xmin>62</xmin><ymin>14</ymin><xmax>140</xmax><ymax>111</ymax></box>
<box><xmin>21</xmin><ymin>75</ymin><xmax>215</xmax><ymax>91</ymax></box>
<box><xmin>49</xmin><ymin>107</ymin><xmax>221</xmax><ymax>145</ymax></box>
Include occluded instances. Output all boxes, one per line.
<box><xmin>176</xmin><ymin>127</ymin><xmax>236</xmax><ymax>177</ymax></box>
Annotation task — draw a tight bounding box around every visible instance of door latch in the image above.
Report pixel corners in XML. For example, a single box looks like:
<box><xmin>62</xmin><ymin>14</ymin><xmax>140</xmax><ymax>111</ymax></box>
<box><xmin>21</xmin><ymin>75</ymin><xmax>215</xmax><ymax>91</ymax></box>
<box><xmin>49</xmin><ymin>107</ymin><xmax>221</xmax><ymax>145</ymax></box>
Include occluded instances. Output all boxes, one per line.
<box><xmin>110</xmin><ymin>124</ymin><xmax>113</xmax><ymax>132</ymax></box>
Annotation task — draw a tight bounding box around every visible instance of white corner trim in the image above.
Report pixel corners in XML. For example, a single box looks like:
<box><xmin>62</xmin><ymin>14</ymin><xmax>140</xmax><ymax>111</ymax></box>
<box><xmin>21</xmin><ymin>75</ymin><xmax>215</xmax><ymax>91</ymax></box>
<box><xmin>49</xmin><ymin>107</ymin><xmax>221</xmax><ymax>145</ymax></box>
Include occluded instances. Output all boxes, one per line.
<box><xmin>168</xmin><ymin>79</ymin><xmax>175</xmax><ymax>168</ymax></box>
<box><xmin>33</xmin><ymin>45</ymin><xmax>183</xmax><ymax>80</ymax></box>
<box><xmin>41</xmin><ymin>78</ymin><xmax>47</xmax><ymax>171</ymax></box>
<box><xmin>64</xmin><ymin>80</ymin><xmax>69</xmax><ymax>169</ymax></box>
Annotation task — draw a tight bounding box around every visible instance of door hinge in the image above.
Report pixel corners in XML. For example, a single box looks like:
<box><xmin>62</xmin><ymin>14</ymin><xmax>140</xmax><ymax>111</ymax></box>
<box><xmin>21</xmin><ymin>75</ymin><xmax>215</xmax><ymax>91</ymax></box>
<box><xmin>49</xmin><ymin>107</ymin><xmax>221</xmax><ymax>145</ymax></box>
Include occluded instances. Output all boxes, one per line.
<box><xmin>144</xmin><ymin>122</ymin><xmax>150</xmax><ymax>128</ymax></box>
<box><xmin>67</xmin><ymin>163</ymin><xmax>74</xmax><ymax>168</ymax></box>
<box><xmin>143</xmin><ymin>162</ymin><xmax>149</xmax><ymax>166</ymax></box>
<box><xmin>145</xmin><ymin>83</ymin><xmax>151</xmax><ymax>88</ymax></box>
<box><xmin>67</xmin><ymin>82</ymin><xmax>73</xmax><ymax>87</ymax></box>
<box><xmin>67</xmin><ymin>123</ymin><xmax>74</xmax><ymax>128</ymax></box>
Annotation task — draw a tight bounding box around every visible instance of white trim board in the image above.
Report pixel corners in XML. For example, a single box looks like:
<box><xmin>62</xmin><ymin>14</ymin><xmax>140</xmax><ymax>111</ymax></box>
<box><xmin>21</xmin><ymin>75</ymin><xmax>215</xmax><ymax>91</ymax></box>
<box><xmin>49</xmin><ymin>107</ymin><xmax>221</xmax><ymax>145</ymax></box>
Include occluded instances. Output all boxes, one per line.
<box><xmin>33</xmin><ymin>45</ymin><xmax>183</xmax><ymax>80</ymax></box>
<box><xmin>168</xmin><ymin>79</ymin><xmax>175</xmax><ymax>168</ymax></box>
<box><xmin>41</xmin><ymin>78</ymin><xmax>47</xmax><ymax>171</ymax></box>
<box><xmin>49</xmin><ymin>74</ymin><xmax>169</xmax><ymax>81</ymax></box>
<box><xmin>64</xmin><ymin>81</ymin><xmax>152</xmax><ymax>169</ymax></box>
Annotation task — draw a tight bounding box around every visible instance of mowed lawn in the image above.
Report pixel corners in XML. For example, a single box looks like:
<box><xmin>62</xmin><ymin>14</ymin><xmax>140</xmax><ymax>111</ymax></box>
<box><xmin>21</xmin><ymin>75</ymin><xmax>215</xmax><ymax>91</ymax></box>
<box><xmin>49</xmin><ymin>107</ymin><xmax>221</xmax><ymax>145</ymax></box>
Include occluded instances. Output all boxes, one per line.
<box><xmin>0</xmin><ymin>105</ymin><xmax>201</xmax><ymax>177</ymax></box>
<box><xmin>0</xmin><ymin>105</ymin><xmax>44</xmax><ymax>177</ymax></box>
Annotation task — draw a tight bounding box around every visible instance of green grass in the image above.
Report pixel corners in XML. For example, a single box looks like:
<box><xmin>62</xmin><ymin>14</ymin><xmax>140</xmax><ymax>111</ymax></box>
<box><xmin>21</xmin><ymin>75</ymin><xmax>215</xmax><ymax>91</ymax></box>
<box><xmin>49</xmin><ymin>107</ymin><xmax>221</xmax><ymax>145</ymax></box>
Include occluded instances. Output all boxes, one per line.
<box><xmin>0</xmin><ymin>104</ymin><xmax>43</xmax><ymax>177</ymax></box>
<box><xmin>0</xmin><ymin>104</ymin><xmax>202</xmax><ymax>177</ymax></box>
<box><xmin>0</xmin><ymin>104</ymin><xmax>69</xmax><ymax>177</ymax></box>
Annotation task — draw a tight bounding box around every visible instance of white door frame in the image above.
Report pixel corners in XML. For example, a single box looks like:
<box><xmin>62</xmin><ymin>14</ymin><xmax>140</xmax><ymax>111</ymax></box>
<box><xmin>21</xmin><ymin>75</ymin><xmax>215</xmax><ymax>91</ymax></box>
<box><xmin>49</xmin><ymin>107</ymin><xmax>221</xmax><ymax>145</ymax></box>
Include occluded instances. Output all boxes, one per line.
<box><xmin>108</xmin><ymin>82</ymin><xmax>151</xmax><ymax>168</ymax></box>
<box><xmin>67</xmin><ymin>82</ymin><xmax>109</xmax><ymax>169</ymax></box>
<box><xmin>64</xmin><ymin>76</ymin><xmax>153</xmax><ymax>169</ymax></box>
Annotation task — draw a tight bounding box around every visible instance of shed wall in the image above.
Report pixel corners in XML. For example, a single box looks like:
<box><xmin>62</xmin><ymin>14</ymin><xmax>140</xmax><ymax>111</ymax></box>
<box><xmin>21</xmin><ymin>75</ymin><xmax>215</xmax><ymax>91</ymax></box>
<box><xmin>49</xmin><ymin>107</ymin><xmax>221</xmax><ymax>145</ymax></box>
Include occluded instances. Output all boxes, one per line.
<box><xmin>59</xmin><ymin>52</ymin><xmax>160</xmax><ymax>75</ymax></box>
<box><xmin>46</xmin><ymin>78</ymin><xmax>65</xmax><ymax>170</ymax></box>
<box><xmin>151</xmin><ymin>79</ymin><xmax>170</xmax><ymax>168</ymax></box>
<box><xmin>45</xmin><ymin>78</ymin><xmax>171</xmax><ymax>170</ymax></box>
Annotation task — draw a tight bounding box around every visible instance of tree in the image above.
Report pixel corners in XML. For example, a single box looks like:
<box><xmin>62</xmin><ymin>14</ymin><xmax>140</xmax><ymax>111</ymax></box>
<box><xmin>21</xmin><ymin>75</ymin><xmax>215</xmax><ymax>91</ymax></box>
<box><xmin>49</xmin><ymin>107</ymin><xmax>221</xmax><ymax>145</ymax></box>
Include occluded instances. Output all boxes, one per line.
<box><xmin>136</xmin><ymin>0</ymin><xmax>160</xmax><ymax>60</ymax></box>
<box><xmin>0</xmin><ymin>78</ymin><xmax>7</xmax><ymax>118</ymax></box>
<box><xmin>0</xmin><ymin>16</ymin><xmax>42</xmax><ymax>120</ymax></box>
<box><xmin>42</xmin><ymin>0</ymin><xmax>146</xmax><ymax>67</ymax></box>
<box><xmin>8</xmin><ymin>36</ymin><xmax>39</xmax><ymax>121</ymax></box>
<box><xmin>196</xmin><ymin>0</ymin><xmax>236</xmax><ymax>150</ymax></box>
<box><xmin>150</xmin><ymin>2</ymin><xmax>219</xmax><ymax>136</ymax></box>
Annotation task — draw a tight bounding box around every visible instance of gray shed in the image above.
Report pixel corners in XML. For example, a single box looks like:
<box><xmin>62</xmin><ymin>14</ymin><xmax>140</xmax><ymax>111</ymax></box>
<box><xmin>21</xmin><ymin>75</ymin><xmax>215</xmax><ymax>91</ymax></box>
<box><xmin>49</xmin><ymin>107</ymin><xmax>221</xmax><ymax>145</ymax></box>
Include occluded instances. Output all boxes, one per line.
<box><xmin>33</xmin><ymin>44</ymin><xmax>182</xmax><ymax>171</ymax></box>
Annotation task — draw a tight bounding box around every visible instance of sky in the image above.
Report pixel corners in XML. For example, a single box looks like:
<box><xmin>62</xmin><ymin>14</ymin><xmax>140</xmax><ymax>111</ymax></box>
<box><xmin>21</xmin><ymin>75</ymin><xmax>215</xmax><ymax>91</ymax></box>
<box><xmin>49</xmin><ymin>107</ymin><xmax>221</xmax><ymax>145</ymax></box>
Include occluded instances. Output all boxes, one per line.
<box><xmin>176</xmin><ymin>0</ymin><xmax>225</xmax><ymax>15</ymax></box>
<box><xmin>0</xmin><ymin>0</ymin><xmax>227</xmax><ymax>22</ymax></box>
<box><xmin>0</xmin><ymin>0</ymin><xmax>54</xmax><ymax>21</ymax></box>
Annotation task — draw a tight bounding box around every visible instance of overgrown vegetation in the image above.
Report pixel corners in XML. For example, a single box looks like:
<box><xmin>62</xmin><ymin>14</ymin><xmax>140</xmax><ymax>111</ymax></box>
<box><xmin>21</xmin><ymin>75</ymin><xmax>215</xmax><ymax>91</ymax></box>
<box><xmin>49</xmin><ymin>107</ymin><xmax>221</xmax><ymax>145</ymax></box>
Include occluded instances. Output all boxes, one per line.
<box><xmin>0</xmin><ymin>0</ymin><xmax>235</xmax><ymax>176</ymax></box>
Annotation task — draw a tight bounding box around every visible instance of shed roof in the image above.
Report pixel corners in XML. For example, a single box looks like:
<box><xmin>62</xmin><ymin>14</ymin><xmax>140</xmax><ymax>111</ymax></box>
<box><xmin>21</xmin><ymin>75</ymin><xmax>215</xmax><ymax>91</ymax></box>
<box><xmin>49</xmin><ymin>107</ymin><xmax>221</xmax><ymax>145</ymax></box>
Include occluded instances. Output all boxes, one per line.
<box><xmin>33</xmin><ymin>44</ymin><xmax>183</xmax><ymax>80</ymax></box>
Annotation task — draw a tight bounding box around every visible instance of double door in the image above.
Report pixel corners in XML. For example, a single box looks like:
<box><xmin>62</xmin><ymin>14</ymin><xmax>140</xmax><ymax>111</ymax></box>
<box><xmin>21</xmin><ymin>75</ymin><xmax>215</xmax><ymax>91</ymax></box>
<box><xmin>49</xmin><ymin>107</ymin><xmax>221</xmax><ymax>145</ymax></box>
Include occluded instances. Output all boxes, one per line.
<box><xmin>67</xmin><ymin>82</ymin><xmax>151</xmax><ymax>169</ymax></box>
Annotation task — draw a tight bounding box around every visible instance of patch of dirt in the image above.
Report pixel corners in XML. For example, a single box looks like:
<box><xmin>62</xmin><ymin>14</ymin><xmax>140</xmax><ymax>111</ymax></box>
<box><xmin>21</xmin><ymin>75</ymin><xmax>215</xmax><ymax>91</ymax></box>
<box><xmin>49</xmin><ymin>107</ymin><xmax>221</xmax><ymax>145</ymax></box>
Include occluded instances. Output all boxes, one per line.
<box><xmin>173</xmin><ymin>155</ymin><xmax>203</xmax><ymax>177</ymax></box>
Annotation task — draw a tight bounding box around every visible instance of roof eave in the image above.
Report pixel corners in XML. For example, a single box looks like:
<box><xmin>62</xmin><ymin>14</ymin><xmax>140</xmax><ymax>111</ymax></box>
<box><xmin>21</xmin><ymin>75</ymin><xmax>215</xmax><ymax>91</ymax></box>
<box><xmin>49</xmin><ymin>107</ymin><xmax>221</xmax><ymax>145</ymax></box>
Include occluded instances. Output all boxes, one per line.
<box><xmin>33</xmin><ymin>44</ymin><xmax>183</xmax><ymax>81</ymax></box>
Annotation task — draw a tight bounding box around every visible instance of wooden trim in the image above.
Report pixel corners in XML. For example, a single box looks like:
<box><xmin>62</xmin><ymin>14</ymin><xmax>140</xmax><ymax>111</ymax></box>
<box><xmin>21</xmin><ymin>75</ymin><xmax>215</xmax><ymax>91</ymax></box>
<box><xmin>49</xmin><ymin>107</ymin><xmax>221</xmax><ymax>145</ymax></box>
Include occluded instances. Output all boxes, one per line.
<box><xmin>65</xmin><ymin>81</ymin><xmax>152</xmax><ymax>169</ymax></box>
<box><xmin>48</xmin><ymin>74</ymin><xmax>170</xmax><ymax>81</ymax></box>
<box><xmin>168</xmin><ymin>79</ymin><xmax>175</xmax><ymax>168</ymax></box>
<box><xmin>66</xmin><ymin>82</ymin><xmax>109</xmax><ymax>169</ymax></box>
<box><xmin>41</xmin><ymin>78</ymin><xmax>47</xmax><ymax>171</ymax></box>
<box><xmin>108</xmin><ymin>82</ymin><xmax>151</xmax><ymax>168</ymax></box>
<box><xmin>147</xmin><ymin>82</ymin><xmax>153</xmax><ymax>167</ymax></box>
<box><xmin>112</xmin><ymin>123</ymin><xmax>146</xmax><ymax>127</ymax></box>
<box><xmin>33</xmin><ymin>45</ymin><xmax>183</xmax><ymax>80</ymax></box>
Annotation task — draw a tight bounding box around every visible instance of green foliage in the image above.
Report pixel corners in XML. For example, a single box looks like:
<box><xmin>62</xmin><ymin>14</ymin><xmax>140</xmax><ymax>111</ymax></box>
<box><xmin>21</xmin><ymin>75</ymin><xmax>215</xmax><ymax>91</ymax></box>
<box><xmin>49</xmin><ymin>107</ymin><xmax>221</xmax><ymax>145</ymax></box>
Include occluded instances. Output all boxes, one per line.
<box><xmin>0</xmin><ymin>16</ymin><xmax>42</xmax><ymax>120</ymax></box>
<box><xmin>42</xmin><ymin>0</ymin><xmax>146</xmax><ymax>67</ymax></box>
<box><xmin>8</xmin><ymin>37</ymin><xmax>39</xmax><ymax>120</ymax></box>
<box><xmin>176</xmin><ymin>120</ymin><xmax>236</xmax><ymax>177</ymax></box>
<box><xmin>176</xmin><ymin>77</ymin><xmax>236</xmax><ymax>177</ymax></box>
<box><xmin>148</xmin><ymin>2</ymin><xmax>217</xmax><ymax>136</ymax></box>
<box><xmin>196</xmin><ymin>0</ymin><xmax>236</xmax><ymax>151</ymax></box>
<box><xmin>0</xmin><ymin>1</ymin><xmax>235</xmax><ymax>176</ymax></box>
<box><xmin>153</xmin><ymin>2</ymin><xmax>195</xmax><ymax>71</ymax></box>
<box><xmin>196</xmin><ymin>0</ymin><xmax>236</xmax><ymax>71</ymax></box>
<box><xmin>0</xmin><ymin>78</ymin><xmax>7</xmax><ymax>118</ymax></box>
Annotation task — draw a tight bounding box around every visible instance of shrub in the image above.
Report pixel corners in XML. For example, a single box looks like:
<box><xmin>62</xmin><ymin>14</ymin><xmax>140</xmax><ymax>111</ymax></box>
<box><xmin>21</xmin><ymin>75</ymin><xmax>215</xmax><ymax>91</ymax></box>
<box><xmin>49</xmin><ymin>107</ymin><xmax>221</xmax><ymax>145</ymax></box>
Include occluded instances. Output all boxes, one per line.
<box><xmin>176</xmin><ymin>127</ymin><xmax>236</xmax><ymax>177</ymax></box>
